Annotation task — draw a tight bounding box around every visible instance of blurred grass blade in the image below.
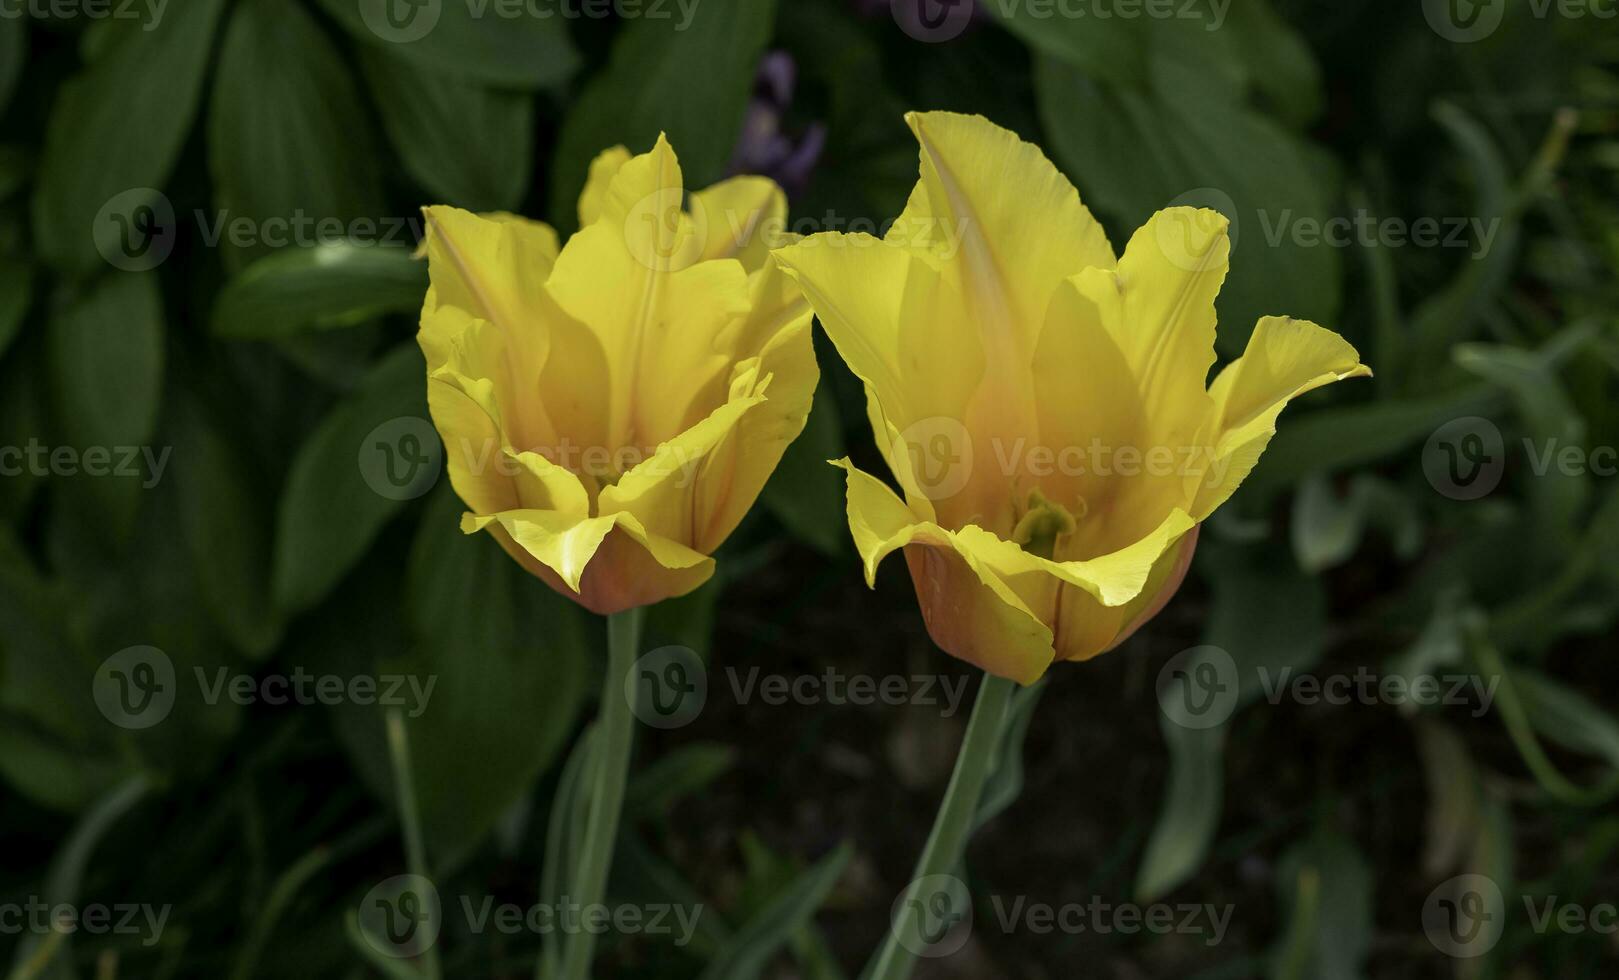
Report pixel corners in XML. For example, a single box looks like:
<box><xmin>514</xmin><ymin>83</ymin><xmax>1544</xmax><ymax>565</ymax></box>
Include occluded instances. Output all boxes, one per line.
<box><xmin>1268</xmin><ymin>832</ymin><xmax>1372</xmax><ymax>980</ymax></box>
<box><xmin>625</xmin><ymin>742</ymin><xmax>738</xmax><ymax>820</ymax></box>
<box><xmin>696</xmin><ymin>842</ymin><xmax>852</xmax><ymax>980</ymax></box>
<box><xmin>973</xmin><ymin>676</ymin><xmax>1048</xmax><ymax>832</ymax></box>
<box><xmin>9</xmin><ymin>775</ymin><xmax>148</xmax><ymax>979</ymax></box>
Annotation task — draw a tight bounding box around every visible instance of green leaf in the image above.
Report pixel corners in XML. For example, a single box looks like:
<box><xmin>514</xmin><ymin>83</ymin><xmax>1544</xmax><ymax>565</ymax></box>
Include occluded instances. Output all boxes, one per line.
<box><xmin>209</xmin><ymin>0</ymin><xmax>382</xmax><ymax>271</ymax></box>
<box><xmin>1457</xmin><ymin>339</ymin><xmax>1590</xmax><ymax>543</ymax></box>
<box><xmin>1414</xmin><ymin>719</ymin><xmax>1481</xmax><ymax>879</ymax></box>
<box><xmin>359</xmin><ymin>46</ymin><xmax>534</xmax><ymax>212</ymax></box>
<box><xmin>0</xmin><ymin>259</ymin><xmax>32</xmax><ymax>361</ymax></box>
<box><xmin>1515</xmin><ymin>671</ymin><xmax>1619</xmax><ymax>772</ymax></box>
<box><xmin>1035</xmin><ymin>50</ymin><xmax>1341</xmax><ymax>357</ymax></box>
<box><xmin>212</xmin><ymin>241</ymin><xmax>426</xmax><ymax>341</ymax></box>
<box><xmin>330</xmin><ymin>485</ymin><xmax>591</xmax><ymax>864</ymax></box>
<box><xmin>549</xmin><ymin>0</ymin><xmax>776</xmax><ymax>231</ymax></box>
<box><xmin>697</xmin><ymin>842</ymin><xmax>852</xmax><ymax>980</ymax></box>
<box><xmin>1269</xmin><ymin>832</ymin><xmax>1373</xmax><ymax>980</ymax></box>
<box><xmin>1405</xmin><ymin>103</ymin><xmax>1518</xmax><ymax>375</ymax></box>
<box><xmin>973</xmin><ymin>677</ymin><xmax>1047</xmax><ymax>833</ymax></box>
<box><xmin>31</xmin><ymin>0</ymin><xmax>225</xmax><ymax>275</ymax></box>
<box><xmin>1137</xmin><ymin>543</ymin><xmax>1325</xmax><ymax>901</ymax></box>
<box><xmin>272</xmin><ymin>344</ymin><xmax>430</xmax><ymax>614</ymax></box>
<box><xmin>171</xmin><ymin>391</ymin><xmax>283</xmax><ymax>658</ymax></box>
<box><xmin>47</xmin><ymin>271</ymin><xmax>166</xmax><ymax>538</ymax></box>
<box><xmin>761</xmin><ymin>385</ymin><xmax>846</xmax><ymax>556</ymax></box>
<box><xmin>316</xmin><ymin>0</ymin><xmax>579</xmax><ymax>91</ymax></box>
<box><xmin>1246</xmin><ymin>385</ymin><xmax>1504</xmax><ymax>498</ymax></box>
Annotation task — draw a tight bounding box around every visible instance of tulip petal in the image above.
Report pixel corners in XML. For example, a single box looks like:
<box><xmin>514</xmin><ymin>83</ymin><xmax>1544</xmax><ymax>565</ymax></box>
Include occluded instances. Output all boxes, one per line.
<box><xmin>549</xmin><ymin>134</ymin><xmax>753</xmax><ymax>447</ymax></box>
<box><xmin>897</xmin><ymin>111</ymin><xmax>1115</xmax><ymax>344</ymax></box>
<box><xmin>1193</xmin><ymin>316</ymin><xmax>1371</xmax><ymax>518</ymax></box>
<box><xmin>833</xmin><ymin>460</ymin><xmax>1054</xmax><ymax>684</ymax></box>
<box><xmin>463</xmin><ymin>509</ymin><xmax>618</xmax><ymax>593</ymax></box>
<box><xmin>578</xmin><ymin>145</ymin><xmax>631</xmax><ymax>228</ymax></box>
<box><xmin>1111</xmin><ymin>207</ymin><xmax>1229</xmax><ymax>443</ymax></box>
<box><xmin>691</xmin><ymin>175</ymin><xmax>786</xmax><ymax>272</ymax></box>
<box><xmin>774</xmin><ymin>238</ymin><xmax>979</xmax><ymax>517</ymax></box>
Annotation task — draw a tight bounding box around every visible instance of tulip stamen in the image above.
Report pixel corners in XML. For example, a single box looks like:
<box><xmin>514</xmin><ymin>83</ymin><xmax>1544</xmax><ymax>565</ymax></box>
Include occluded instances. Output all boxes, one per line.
<box><xmin>1011</xmin><ymin>487</ymin><xmax>1076</xmax><ymax>561</ymax></box>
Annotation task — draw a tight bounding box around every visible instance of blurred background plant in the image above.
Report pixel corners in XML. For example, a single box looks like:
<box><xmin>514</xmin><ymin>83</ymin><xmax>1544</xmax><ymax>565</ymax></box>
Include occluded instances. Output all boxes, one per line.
<box><xmin>0</xmin><ymin>0</ymin><xmax>1616</xmax><ymax>977</ymax></box>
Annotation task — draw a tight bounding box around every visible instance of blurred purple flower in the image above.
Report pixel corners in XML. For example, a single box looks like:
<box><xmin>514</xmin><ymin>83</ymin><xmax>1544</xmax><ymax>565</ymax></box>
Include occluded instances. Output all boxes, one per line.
<box><xmin>728</xmin><ymin>51</ymin><xmax>826</xmax><ymax>198</ymax></box>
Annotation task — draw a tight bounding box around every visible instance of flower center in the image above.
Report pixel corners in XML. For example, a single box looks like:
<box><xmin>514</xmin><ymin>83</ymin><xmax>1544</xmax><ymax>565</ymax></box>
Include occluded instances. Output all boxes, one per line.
<box><xmin>1010</xmin><ymin>488</ymin><xmax>1076</xmax><ymax>561</ymax></box>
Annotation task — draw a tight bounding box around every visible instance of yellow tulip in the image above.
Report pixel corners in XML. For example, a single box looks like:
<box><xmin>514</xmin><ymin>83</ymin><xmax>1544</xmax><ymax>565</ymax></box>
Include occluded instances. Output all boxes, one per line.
<box><xmin>773</xmin><ymin>112</ymin><xmax>1369</xmax><ymax>684</ymax></box>
<box><xmin>418</xmin><ymin>135</ymin><xmax>818</xmax><ymax>614</ymax></box>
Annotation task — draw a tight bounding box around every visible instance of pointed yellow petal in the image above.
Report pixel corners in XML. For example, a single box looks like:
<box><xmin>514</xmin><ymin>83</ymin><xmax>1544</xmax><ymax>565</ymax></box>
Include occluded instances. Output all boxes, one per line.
<box><xmin>774</xmin><ymin>238</ymin><xmax>981</xmax><ymax>518</ymax></box>
<box><xmin>1193</xmin><ymin>316</ymin><xmax>1371</xmax><ymax>518</ymax></box>
<box><xmin>691</xmin><ymin>175</ymin><xmax>787</xmax><ymax>273</ymax></box>
<box><xmin>833</xmin><ymin>460</ymin><xmax>1053</xmax><ymax>684</ymax></box>
<box><xmin>463</xmin><ymin>510</ymin><xmax>618</xmax><ymax>593</ymax></box>
<box><xmin>1111</xmin><ymin>207</ymin><xmax>1230</xmax><ymax>441</ymax></box>
<box><xmin>577</xmin><ymin>145</ymin><xmax>631</xmax><ymax>228</ymax></box>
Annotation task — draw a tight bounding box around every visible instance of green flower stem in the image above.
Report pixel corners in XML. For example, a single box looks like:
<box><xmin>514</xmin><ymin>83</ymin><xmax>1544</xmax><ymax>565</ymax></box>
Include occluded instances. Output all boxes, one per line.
<box><xmin>867</xmin><ymin>670</ymin><xmax>1016</xmax><ymax>980</ymax></box>
<box><xmin>385</xmin><ymin>708</ymin><xmax>441</xmax><ymax>980</ymax></box>
<box><xmin>559</xmin><ymin>606</ymin><xmax>644</xmax><ymax>980</ymax></box>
